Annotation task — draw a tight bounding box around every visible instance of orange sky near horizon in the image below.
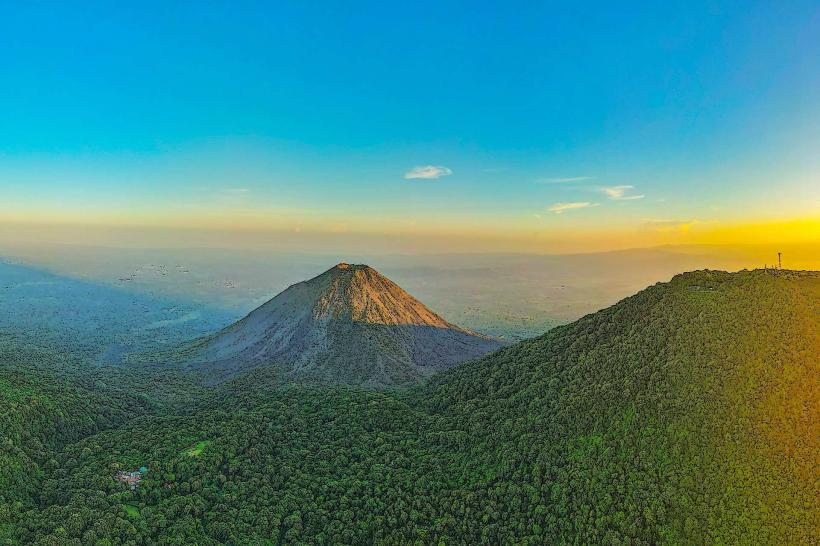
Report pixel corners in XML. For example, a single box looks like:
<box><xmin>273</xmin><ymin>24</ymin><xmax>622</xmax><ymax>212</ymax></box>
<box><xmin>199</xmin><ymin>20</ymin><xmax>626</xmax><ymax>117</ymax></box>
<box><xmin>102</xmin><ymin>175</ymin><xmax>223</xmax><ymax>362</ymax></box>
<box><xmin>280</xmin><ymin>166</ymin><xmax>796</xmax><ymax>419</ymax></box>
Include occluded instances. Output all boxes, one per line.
<box><xmin>1</xmin><ymin>215</ymin><xmax>818</xmax><ymax>263</ymax></box>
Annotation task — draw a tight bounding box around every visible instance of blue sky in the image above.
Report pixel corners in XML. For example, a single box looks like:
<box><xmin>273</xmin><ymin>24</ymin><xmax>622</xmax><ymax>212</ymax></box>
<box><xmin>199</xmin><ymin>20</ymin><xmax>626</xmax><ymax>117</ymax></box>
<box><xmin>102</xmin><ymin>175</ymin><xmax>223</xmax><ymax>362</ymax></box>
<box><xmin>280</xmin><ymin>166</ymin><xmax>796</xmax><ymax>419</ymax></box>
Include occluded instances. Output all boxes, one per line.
<box><xmin>1</xmin><ymin>1</ymin><xmax>818</xmax><ymax>251</ymax></box>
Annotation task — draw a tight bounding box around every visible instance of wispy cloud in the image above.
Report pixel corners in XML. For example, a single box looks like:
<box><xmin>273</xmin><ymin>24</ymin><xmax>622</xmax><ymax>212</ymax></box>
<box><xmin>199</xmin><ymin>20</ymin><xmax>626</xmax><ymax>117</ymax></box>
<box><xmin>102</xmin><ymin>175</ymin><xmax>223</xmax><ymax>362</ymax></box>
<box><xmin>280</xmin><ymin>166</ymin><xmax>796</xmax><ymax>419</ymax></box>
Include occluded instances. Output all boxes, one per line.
<box><xmin>642</xmin><ymin>219</ymin><xmax>698</xmax><ymax>233</ymax></box>
<box><xmin>539</xmin><ymin>176</ymin><xmax>594</xmax><ymax>184</ymax></box>
<box><xmin>222</xmin><ymin>188</ymin><xmax>250</xmax><ymax>194</ymax></box>
<box><xmin>547</xmin><ymin>202</ymin><xmax>596</xmax><ymax>214</ymax></box>
<box><xmin>404</xmin><ymin>165</ymin><xmax>453</xmax><ymax>180</ymax></box>
<box><xmin>601</xmin><ymin>185</ymin><xmax>644</xmax><ymax>200</ymax></box>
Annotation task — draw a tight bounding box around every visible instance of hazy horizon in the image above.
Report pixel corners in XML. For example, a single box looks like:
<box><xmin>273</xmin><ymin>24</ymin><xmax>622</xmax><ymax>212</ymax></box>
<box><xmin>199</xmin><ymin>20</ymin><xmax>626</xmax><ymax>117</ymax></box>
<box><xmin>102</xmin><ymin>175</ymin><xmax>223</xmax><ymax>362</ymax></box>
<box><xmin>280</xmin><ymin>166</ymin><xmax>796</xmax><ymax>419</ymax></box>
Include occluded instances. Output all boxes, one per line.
<box><xmin>3</xmin><ymin>239</ymin><xmax>817</xmax><ymax>344</ymax></box>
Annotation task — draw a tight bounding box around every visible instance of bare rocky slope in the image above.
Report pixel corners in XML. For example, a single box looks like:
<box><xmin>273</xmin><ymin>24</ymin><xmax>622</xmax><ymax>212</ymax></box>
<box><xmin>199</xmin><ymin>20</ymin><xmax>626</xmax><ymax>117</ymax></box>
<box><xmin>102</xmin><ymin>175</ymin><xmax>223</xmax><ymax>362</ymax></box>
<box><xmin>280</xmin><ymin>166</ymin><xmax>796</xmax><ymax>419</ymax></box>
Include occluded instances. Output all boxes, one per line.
<box><xmin>185</xmin><ymin>263</ymin><xmax>502</xmax><ymax>386</ymax></box>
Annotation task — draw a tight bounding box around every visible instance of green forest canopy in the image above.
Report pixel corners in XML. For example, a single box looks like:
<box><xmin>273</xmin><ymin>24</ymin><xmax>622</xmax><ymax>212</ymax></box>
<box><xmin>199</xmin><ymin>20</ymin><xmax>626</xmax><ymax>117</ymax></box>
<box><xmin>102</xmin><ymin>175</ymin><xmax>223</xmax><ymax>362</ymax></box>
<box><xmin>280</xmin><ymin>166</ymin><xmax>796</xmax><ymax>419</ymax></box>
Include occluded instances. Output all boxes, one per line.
<box><xmin>1</xmin><ymin>270</ymin><xmax>818</xmax><ymax>544</ymax></box>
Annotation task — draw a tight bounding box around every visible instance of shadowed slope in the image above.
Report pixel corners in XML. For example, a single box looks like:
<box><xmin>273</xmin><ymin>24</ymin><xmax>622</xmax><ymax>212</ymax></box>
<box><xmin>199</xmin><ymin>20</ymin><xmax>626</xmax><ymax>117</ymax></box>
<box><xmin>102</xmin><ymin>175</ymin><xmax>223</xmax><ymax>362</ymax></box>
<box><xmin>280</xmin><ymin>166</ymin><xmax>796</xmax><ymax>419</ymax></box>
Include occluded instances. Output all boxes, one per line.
<box><xmin>186</xmin><ymin>263</ymin><xmax>502</xmax><ymax>385</ymax></box>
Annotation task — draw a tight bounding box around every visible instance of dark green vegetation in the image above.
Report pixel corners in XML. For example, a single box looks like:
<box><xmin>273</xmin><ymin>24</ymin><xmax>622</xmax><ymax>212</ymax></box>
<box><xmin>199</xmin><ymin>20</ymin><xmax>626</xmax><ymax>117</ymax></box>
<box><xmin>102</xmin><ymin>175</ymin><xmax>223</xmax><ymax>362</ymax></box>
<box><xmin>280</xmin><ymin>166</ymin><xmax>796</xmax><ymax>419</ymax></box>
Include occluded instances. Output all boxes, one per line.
<box><xmin>1</xmin><ymin>270</ymin><xmax>818</xmax><ymax>544</ymax></box>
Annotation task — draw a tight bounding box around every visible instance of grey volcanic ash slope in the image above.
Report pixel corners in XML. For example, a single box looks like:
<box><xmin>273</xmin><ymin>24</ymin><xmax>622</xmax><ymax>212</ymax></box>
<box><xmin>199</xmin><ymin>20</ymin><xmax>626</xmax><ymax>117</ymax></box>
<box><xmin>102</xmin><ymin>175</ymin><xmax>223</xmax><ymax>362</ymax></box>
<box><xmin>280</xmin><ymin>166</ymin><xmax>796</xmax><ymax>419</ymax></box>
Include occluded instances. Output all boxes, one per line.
<box><xmin>187</xmin><ymin>263</ymin><xmax>502</xmax><ymax>385</ymax></box>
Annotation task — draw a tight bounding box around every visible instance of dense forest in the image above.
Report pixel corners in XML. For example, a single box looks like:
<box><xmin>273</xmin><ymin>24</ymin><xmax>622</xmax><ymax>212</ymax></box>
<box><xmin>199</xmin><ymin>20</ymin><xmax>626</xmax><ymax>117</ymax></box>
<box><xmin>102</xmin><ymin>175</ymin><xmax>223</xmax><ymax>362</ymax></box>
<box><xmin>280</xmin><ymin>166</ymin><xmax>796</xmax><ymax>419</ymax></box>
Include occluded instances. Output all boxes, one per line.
<box><xmin>1</xmin><ymin>270</ymin><xmax>818</xmax><ymax>544</ymax></box>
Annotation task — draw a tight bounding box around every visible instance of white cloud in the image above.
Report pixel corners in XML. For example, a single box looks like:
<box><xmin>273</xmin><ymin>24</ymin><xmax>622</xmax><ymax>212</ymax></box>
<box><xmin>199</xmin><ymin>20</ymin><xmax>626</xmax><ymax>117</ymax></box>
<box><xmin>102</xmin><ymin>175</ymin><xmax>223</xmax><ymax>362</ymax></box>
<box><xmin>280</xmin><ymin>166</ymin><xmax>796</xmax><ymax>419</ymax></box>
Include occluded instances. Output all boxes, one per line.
<box><xmin>547</xmin><ymin>202</ymin><xmax>596</xmax><ymax>214</ymax></box>
<box><xmin>642</xmin><ymin>219</ymin><xmax>699</xmax><ymax>233</ymax></box>
<box><xmin>601</xmin><ymin>185</ymin><xmax>644</xmax><ymax>200</ymax></box>
<box><xmin>539</xmin><ymin>176</ymin><xmax>594</xmax><ymax>184</ymax></box>
<box><xmin>404</xmin><ymin>165</ymin><xmax>453</xmax><ymax>179</ymax></box>
<box><xmin>222</xmin><ymin>188</ymin><xmax>250</xmax><ymax>194</ymax></box>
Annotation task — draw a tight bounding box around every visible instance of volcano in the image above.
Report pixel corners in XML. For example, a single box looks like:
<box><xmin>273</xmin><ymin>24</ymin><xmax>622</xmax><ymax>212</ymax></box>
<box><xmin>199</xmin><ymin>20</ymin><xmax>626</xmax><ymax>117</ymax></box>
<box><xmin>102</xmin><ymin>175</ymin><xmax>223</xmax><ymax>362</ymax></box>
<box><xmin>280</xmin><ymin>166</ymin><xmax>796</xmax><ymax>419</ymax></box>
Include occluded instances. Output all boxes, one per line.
<box><xmin>187</xmin><ymin>263</ymin><xmax>502</xmax><ymax>386</ymax></box>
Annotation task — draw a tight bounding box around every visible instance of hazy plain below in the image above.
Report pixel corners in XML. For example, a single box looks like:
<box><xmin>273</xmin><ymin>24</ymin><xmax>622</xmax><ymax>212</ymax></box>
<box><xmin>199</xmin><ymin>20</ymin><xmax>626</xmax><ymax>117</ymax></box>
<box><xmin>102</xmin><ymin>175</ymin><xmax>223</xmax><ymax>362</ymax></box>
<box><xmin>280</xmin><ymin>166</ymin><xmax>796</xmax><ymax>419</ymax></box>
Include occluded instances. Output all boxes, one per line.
<box><xmin>2</xmin><ymin>241</ymin><xmax>816</xmax><ymax>342</ymax></box>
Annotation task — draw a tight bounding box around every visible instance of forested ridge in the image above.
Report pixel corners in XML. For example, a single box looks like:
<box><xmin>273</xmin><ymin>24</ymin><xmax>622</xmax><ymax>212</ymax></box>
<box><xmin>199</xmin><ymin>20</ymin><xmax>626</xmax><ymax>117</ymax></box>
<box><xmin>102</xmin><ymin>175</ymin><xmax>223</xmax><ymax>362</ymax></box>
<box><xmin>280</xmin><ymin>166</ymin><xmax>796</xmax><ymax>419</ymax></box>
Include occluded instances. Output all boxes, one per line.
<box><xmin>1</xmin><ymin>270</ymin><xmax>817</xmax><ymax>544</ymax></box>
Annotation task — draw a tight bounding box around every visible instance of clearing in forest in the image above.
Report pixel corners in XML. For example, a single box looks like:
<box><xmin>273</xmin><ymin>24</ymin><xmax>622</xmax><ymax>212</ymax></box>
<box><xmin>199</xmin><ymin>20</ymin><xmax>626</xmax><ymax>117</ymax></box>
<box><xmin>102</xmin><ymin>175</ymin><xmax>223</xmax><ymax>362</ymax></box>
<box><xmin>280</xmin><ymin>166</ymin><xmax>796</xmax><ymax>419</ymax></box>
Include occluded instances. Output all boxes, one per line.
<box><xmin>183</xmin><ymin>440</ymin><xmax>211</xmax><ymax>457</ymax></box>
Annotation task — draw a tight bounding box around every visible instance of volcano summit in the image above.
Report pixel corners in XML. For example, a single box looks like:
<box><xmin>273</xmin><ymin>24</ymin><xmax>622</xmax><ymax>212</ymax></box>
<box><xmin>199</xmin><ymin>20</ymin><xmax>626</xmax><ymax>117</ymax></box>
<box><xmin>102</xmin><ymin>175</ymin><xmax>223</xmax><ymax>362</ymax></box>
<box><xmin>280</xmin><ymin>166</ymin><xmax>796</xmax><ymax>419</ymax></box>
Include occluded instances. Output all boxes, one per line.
<box><xmin>187</xmin><ymin>263</ymin><xmax>502</xmax><ymax>386</ymax></box>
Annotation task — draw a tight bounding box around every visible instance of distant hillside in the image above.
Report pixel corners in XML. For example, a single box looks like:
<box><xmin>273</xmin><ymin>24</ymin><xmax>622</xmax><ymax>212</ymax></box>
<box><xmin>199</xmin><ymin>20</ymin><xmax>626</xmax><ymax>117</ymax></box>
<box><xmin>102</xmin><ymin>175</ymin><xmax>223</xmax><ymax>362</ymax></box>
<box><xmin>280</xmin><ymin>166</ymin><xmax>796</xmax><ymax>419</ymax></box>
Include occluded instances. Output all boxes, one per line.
<box><xmin>0</xmin><ymin>259</ymin><xmax>235</xmax><ymax>365</ymax></box>
<box><xmin>7</xmin><ymin>269</ymin><xmax>819</xmax><ymax>544</ymax></box>
<box><xmin>185</xmin><ymin>263</ymin><xmax>502</xmax><ymax>386</ymax></box>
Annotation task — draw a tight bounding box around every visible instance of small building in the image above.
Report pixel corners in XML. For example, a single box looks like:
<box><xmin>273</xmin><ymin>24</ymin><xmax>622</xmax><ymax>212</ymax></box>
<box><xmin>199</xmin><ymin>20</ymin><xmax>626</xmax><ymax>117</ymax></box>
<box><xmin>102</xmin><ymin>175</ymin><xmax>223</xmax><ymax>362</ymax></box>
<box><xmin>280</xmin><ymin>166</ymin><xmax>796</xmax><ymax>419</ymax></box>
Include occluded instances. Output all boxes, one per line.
<box><xmin>114</xmin><ymin>467</ymin><xmax>147</xmax><ymax>490</ymax></box>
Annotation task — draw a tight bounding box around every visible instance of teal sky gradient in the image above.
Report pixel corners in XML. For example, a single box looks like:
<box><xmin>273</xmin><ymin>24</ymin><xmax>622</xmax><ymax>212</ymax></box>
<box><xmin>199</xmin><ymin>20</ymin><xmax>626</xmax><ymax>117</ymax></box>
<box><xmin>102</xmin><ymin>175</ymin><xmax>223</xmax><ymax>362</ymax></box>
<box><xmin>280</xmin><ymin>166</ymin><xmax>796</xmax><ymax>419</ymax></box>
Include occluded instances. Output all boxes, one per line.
<box><xmin>1</xmin><ymin>1</ymin><xmax>818</xmax><ymax>250</ymax></box>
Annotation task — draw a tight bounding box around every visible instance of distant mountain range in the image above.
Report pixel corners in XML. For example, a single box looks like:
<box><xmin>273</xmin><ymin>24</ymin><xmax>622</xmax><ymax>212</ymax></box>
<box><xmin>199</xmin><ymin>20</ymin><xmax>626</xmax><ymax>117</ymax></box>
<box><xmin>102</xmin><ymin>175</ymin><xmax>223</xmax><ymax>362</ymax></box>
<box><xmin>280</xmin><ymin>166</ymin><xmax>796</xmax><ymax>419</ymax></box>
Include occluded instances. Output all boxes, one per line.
<box><xmin>183</xmin><ymin>263</ymin><xmax>502</xmax><ymax>385</ymax></box>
